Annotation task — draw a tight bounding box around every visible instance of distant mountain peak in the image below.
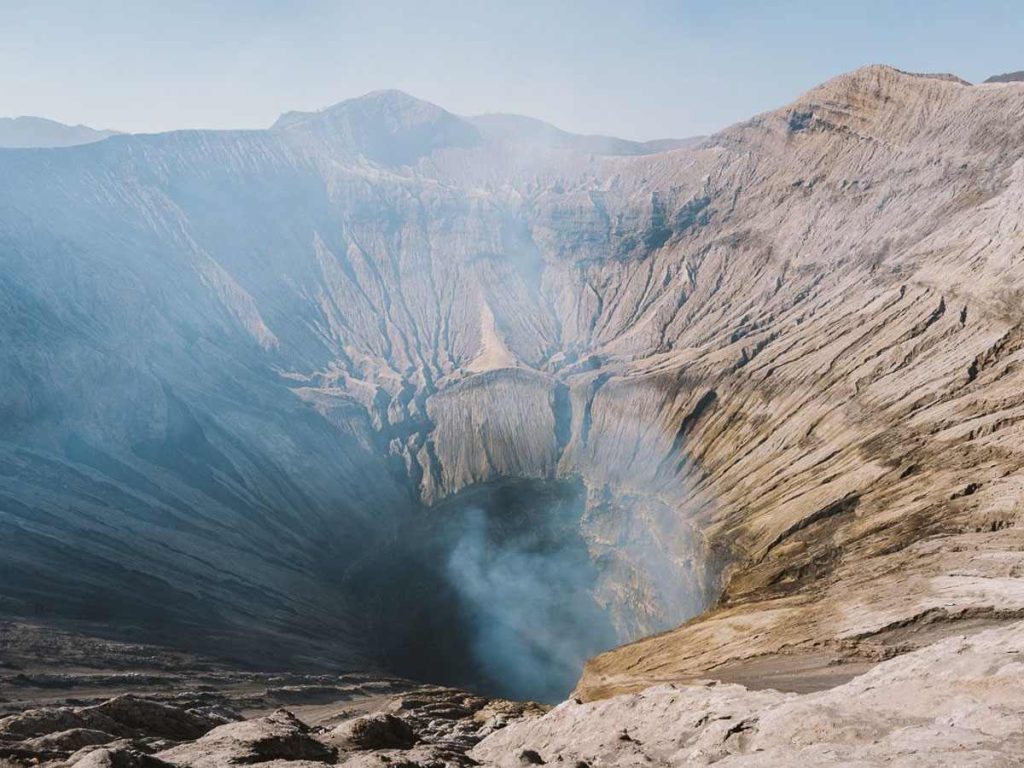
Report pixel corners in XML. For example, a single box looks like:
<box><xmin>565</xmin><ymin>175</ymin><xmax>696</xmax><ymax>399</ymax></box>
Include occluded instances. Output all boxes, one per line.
<box><xmin>273</xmin><ymin>91</ymin><xmax>697</xmax><ymax>163</ymax></box>
<box><xmin>272</xmin><ymin>89</ymin><xmax>443</xmax><ymax>130</ymax></box>
<box><xmin>984</xmin><ymin>71</ymin><xmax>1024</xmax><ymax>84</ymax></box>
<box><xmin>0</xmin><ymin>116</ymin><xmax>118</xmax><ymax>149</ymax></box>
<box><xmin>272</xmin><ymin>89</ymin><xmax>480</xmax><ymax>165</ymax></box>
<box><xmin>468</xmin><ymin>112</ymin><xmax>698</xmax><ymax>156</ymax></box>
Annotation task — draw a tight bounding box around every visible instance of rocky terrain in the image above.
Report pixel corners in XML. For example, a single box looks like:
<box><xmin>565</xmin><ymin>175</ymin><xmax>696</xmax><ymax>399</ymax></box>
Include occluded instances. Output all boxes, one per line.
<box><xmin>5</xmin><ymin>620</ymin><xmax>1023</xmax><ymax>766</ymax></box>
<box><xmin>0</xmin><ymin>689</ymin><xmax>544</xmax><ymax>768</ymax></box>
<box><xmin>4</xmin><ymin>65</ymin><xmax>1024</xmax><ymax>764</ymax></box>
<box><xmin>0</xmin><ymin>621</ymin><xmax>546</xmax><ymax>767</ymax></box>
<box><xmin>477</xmin><ymin>621</ymin><xmax>1024</xmax><ymax>766</ymax></box>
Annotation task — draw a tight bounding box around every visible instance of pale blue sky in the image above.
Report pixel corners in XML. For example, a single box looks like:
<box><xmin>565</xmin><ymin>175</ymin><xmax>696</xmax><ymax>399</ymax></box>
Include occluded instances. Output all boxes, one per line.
<box><xmin>3</xmin><ymin>0</ymin><xmax>1023</xmax><ymax>140</ymax></box>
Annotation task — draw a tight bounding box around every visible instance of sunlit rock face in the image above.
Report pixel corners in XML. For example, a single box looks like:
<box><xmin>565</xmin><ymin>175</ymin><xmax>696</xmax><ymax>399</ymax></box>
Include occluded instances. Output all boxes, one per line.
<box><xmin>4</xmin><ymin>67</ymin><xmax>1024</xmax><ymax>704</ymax></box>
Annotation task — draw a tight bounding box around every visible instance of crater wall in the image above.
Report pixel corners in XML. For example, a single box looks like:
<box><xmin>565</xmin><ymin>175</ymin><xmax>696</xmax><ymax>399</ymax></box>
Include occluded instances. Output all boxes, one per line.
<box><xmin>3</xmin><ymin>68</ymin><xmax>1024</xmax><ymax>699</ymax></box>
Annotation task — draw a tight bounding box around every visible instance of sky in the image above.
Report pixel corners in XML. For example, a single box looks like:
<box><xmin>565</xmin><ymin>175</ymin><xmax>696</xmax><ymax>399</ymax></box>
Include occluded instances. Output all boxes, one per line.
<box><xmin>3</xmin><ymin>0</ymin><xmax>1023</xmax><ymax>140</ymax></box>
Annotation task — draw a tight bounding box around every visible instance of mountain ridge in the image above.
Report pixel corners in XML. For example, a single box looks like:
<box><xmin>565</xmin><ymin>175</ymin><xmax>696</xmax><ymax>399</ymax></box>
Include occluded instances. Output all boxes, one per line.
<box><xmin>272</xmin><ymin>88</ymin><xmax>699</xmax><ymax>163</ymax></box>
<box><xmin>0</xmin><ymin>115</ymin><xmax>118</xmax><ymax>148</ymax></box>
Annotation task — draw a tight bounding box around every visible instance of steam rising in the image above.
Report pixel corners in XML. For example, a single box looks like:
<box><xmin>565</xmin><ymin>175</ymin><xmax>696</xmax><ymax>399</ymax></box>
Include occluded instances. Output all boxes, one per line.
<box><xmin>0</xmin><ymin>88</ymin><xmax>711</xmax><ymax>704</ymax></box>
<box><xmin>445</xmin><ymin>503</ymin><xmax>617</xmax><ymax>702</ymax></box>
<box><xmin>349</xmin><ymin>476</ymin><xmax>695</xmax><ymax>703</ymax></box>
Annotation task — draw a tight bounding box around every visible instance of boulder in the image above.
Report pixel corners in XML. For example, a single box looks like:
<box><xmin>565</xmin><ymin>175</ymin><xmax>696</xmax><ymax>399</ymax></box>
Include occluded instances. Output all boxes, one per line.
<box><xmin>326</xmin><ymin>713</ymin><xmax>418</xmax><ymax>751</ymax></box>
<box><xmin>156</xmin><ymin>709</ymin><xmax>334</xmax><ymax>767</ymax></box>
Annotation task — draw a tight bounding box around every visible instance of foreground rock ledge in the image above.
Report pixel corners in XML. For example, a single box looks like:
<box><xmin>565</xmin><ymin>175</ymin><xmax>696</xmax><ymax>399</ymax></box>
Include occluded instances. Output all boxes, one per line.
<box><xmin>1</xmin><ymin>622</ymin><xmax>1021</xmax><ymax>766</ymax></box>
<box><xmin>474</xmin><ymin>621</ymin><xmax>1024</xmax><ymax>766</ymax></box>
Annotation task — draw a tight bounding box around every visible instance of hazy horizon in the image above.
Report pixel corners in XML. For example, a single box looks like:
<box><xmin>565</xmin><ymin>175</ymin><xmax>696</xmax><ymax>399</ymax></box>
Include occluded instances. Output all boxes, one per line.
<box><xmin>4</xmin><ymin>0</ymin><xmax>1024</xmax><ymax>141</ymax></box>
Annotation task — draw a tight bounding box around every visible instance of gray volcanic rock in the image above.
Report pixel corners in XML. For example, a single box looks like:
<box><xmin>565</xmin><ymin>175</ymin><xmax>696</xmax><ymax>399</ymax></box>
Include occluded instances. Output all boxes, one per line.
<box><xmin>0</xmin><ymin>116</ymin><xmax>117</xmax><ymax>148</ymax></box>
<box><xmin>5</xmin><ymin>624</ymin><xmax>1023</xmax><ymax>764</ymax></box>
<box><xmin>0</xmin><ymin>694</ymin><xmax>224</xmax><ymax>765</ymax></box>
<box><xmin>0</xmin><ymin>653</ymin><xmax>545</xmax><ymax>766</ymax></box>
<box><xmin>88</xmin><ymin>696</ymin><xmax>217</xmax><ymax>741</ymax></box>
